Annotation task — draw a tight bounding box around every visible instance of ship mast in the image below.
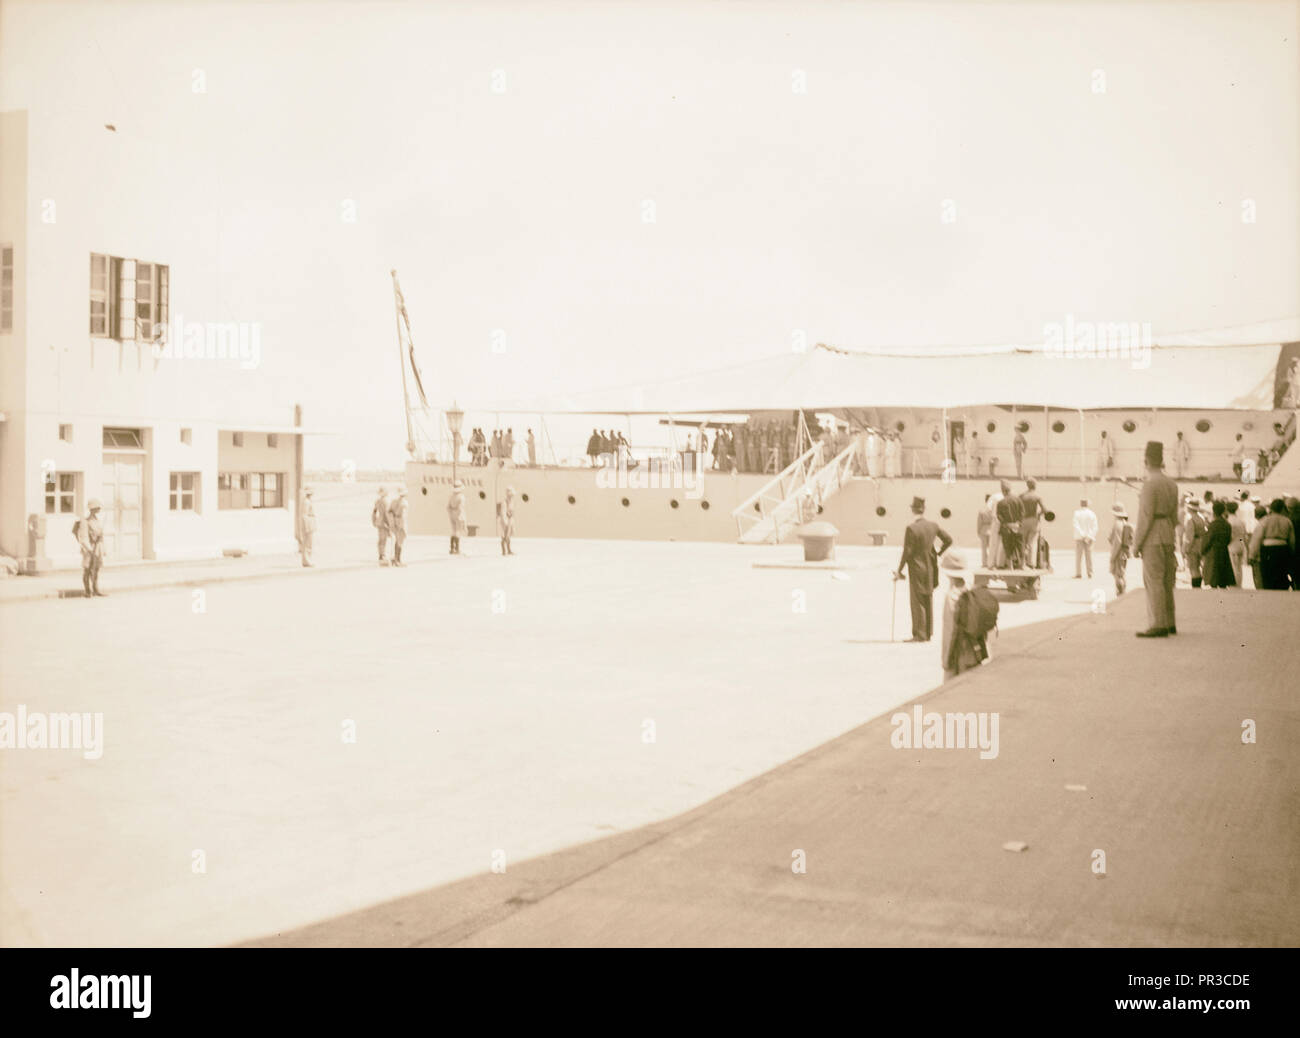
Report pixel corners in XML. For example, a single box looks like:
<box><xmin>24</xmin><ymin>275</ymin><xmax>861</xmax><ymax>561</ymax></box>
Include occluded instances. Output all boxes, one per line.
<box><xmin>391</xmin><ymin>269</ymin><xmax>417</xmax><ymax>457</ymax></box>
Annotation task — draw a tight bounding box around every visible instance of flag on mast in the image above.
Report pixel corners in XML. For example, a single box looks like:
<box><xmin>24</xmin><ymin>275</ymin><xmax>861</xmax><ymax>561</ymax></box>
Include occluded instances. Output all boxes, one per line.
<box><xmin>392</xmin><ymin>273</ymin><xmax>430</xmax><ymax>409</ymax></box>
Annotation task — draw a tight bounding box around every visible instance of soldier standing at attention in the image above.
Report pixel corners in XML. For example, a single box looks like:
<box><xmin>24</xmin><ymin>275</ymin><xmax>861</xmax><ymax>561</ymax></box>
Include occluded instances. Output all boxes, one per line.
<box><xmin>447</xmin><ymin>479</ymin><xmax>468</xmax><ymax>555</ymax></box>
<box><xmin>388</xmin><ymin>488</ymin><xmax>409</xmax><ymax>566</ymax></box>
<box><xmin>894</xmin><ymin>495</ymin><xmax>953</xmax><ymax>643</ymax></box>
<box><xmin>77</xmin><ymin>499</ymin><xmax>107</xmax><ymax>597</ymax></box>
<box><xmin>1134</xmin><ymin>440</ymin><xmax>1179</xmax><ymax>637</ymax></box>
<box><xmin>372</xmin><ymin>486</ymin><xmax>391</xmax><ymax>565</ymax></box>
<box><xmin>298</xmin><ymin>487</ymin><xmax>317</xmax><ymax>567</ymax></box>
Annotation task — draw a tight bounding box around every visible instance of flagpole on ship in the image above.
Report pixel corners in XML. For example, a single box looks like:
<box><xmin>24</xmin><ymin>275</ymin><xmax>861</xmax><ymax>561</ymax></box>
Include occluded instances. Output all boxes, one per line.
<box><xmin>390</xmin><ymin>269</ymin><xmax>417</xmax><ymax>458</ymax></box>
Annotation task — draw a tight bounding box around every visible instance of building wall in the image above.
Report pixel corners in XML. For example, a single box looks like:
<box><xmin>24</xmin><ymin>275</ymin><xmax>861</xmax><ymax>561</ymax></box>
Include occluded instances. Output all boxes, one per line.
<box><xmin>0</xmin><ymin>111</ymin><xmax>29</xmax><ymax>559</ymax></box>
<box><xmin>2</xmin><ymin>108</ymin><xmax>302</xmax><ymax>565</ymax></box>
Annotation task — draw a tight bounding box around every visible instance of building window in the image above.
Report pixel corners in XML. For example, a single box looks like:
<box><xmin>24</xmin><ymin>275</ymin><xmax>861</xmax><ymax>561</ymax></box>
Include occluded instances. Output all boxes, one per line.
<box><xmin>43</xmin><ymin>472</ymin><xmax>79</xmax><ymax>515</ymax></box>
<box><xmin>1</xmin><ymin>244</ymin><xmax>12</xmax><ymax>333</ymax></box>
<box><xmin>232</xmin><ymin>432</ymin><xmax>244</xmax><ymax>447</ymax></box>
<box><xmin>169</xmin><ymin>472</ymin><xmax>199</xmax><ymax>512</ymax></box>
<box><xmin>58</xmin><ymin>423</ymin><xmax>73</xmax><ymax>443</ymax></box>
<box><xmin>89</xmin><ymin>253</ymin><xmax>168</xmax><ymax>341</ymax></box>
<box><xmin>218</xmin><ymin>472</ymin><xmax>285</xmax><ymax>510</ymax></box>
<box><xmin>90</xmin><ymin>254</ymin><xmax>113</xmax><ymax>336</ymax></box>
<box><xmin>103</xmin><ymin>427</ymin><xmax>143</xmax><ymax>449</ymax></box>
<box><xmin>180</xmin><ymin>427</ymin><xmax>192</xmax><ymax>445</ymax></box>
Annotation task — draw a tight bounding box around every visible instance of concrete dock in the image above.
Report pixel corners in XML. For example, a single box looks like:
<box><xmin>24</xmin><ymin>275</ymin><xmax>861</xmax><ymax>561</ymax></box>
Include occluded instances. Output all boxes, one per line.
<box><xmin>251</xmin><ymin>590</ymin><xmax>1300</xmax><ymax>947</ymax></box>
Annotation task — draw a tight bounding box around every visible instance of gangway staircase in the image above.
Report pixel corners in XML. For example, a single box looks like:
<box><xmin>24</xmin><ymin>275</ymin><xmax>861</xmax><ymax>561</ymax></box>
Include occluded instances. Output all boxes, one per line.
<box><xmin>732</xmin><ymin>433</ymin><xmax>867</xmax><ymax>544</ymax></box>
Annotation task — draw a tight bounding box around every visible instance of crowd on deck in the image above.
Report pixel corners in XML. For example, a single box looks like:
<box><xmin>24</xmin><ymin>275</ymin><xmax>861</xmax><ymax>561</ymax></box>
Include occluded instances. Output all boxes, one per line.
<box><xmin>466</xmin><ymin>427</ymin><xmax>538</xmax><ymax>467</ymax></box>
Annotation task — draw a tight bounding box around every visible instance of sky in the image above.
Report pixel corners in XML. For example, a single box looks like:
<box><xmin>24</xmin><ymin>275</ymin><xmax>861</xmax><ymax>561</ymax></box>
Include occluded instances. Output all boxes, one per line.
<box><xmin>2</xmin><ymin>0</ymin><xmax>1298</xmax><ymax>466</ymax></box>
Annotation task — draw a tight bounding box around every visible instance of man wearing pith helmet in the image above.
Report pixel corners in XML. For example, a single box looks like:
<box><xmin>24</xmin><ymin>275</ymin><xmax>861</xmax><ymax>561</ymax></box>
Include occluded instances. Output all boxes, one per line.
<box><xmin>77</xmin><ymin>498</ymin><xmax>107</xmax><ymax>597</ymax></box>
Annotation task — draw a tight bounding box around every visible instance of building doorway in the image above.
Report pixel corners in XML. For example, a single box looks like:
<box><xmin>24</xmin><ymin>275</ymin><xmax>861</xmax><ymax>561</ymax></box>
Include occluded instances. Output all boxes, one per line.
<box><xmin>102</xmin><ymin>439</ymin><xmax>145</xmax><ymax>560</ymax></box>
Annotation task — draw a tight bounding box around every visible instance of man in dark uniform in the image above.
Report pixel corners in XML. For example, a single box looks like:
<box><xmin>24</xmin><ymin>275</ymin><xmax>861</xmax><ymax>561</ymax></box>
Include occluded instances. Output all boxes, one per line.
<box><xmin>994</xmin><ymin>479</ymin><xmax>1025</xmax><ymax>569</ymax></box>
<box><xmin>894</xmin><ymin>495</ymin><xmax>953</xmax><ymax>642</ymax></box>
<box><xmin>1134</xmin><ymin>440</ymin><xmax>1179</xmax><ymax>637</ymax></box>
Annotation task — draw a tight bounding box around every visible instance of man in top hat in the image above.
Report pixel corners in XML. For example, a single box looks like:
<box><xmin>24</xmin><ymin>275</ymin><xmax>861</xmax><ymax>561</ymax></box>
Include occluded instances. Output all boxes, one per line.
<box><xmin>372</xmin><ymin>486</ymin><xmax>392</xmax><ymax>565</ymax></box>
<box><xmin>1133</xmin><ymin>440</ymin><xmax>1179</xmax><ymax>637</ymax></box>
<box><xmin>298</xmin><ymin>487</ymin><xmax>317</xmax><ymax>567</ymax></box>
<box><xmin>447</xmin><ymin>479</ymin><xmax>468</xmax><ymax>555</ymax></box>
<box><xmin>388</xmin><ymin>487</ymin><xmax>409</xmax><ymax>566</ymax></box>
<box><xmin>77</xmin><ymin>498</ymin><xmax>107</xmax><ymax>597</ymax></box>
<box><xmin>1107</xmin><ymin>502</ymin><xmax>1134</xmax><ymax>595</ymax></box>
<box><xmin>894</xmin><ymin>495</ymin><xmax>953</xmax><ymax>643</ymax></box>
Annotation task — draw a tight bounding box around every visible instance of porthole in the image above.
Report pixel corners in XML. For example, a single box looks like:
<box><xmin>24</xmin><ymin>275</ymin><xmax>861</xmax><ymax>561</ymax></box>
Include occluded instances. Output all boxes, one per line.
<box><xmin>1016</xmin><ymin>420</ymin><xmax>1030</xmax><ymax>433</ymax></box>
<box><xmin>1195</xmin><ymin>419</ymin><xmax>1211</xmax><ymax>433</ymax></box>
<box><xmin>876</xmin><ymin>506</ymin><xmax>887</xmax><ymax>517</ymax></box>
<box><xmin>986</xmin><ymin>421</ymin><xmax>996</xmax><ymax>434</ymax></box>
<box><xmin>895</xmin><ymin>421</ymin><xmax>905</xmax><ymax>432</ymax></box>
<box><xmin>1052</xmin><ymin>421</ymin><xmax>1065</xmax><ymax>433</ymax></box>
<box><xmin>1044</xmin><ymin>510</ymin><xmax>1056</xmax><ymax>522</ymax></box>
<box><xmin>1122</xmin><ymin>420</ymin><xmax>1136</xmax><ymax>433</ymax></box>
<box><xmin>621</xmin><ymin>497</ymin><xmax>630</xmax><ymax>507</ymax></box>
<box><xmin>567</xmin><ymin>495</ymin><xmax>576</xmax><ymax>505</ymax></box>
<box><xmin>521</xmin><ymin>493</ymin><xmax>529</xmax><ymax>503</ymax></box>
<box><xmin>670</xmin><ymin>499</ymin><xmax>679</xmax><ymax>509</ymax></box>
<box><xmin>420</xmin><ymin>487</ymin><xmax>428</xmax><ymax>496</ymax></box>
<box><xmin>700</xmin><ymin>500</ymin><xmax>710</xmax><ymax>510</ymax></box>
<box><xmin>940</xmin><ymin>507</ymin><xmax>952</xmax><ymax>519</ymax></box>
<box><xmin>478</xmin><ymin>490</ymin><xmax>486</xmax><ymax>500</ymax></box>
<box><xmin>816</xmin><ymin>505</ymin><xmax>824</xmax><ymax>514</ymax></box>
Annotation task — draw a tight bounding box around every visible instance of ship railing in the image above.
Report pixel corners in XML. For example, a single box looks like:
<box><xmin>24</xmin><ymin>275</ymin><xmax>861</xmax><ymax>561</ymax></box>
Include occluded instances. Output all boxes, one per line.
<box><xmin>733</xmin><ymin>433</ymin><xmax>866</xmax><ymax>544</ymax></box>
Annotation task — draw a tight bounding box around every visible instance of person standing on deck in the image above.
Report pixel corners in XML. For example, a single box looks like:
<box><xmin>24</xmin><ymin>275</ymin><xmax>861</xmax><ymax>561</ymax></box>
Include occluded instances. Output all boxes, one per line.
<box><xmin>894</xmin><ymin>496</ymin><xmax>953</xmax><ymax>643</ymax></box>
<box><xmin>1012</xmin><ymin>429</ymin><xmax>1028</xmax><ymax>480</ymax></box>
<box><xmin>1174</xmin><ymin>431</ymin><xmax>1190</xmax><ymax>479</ymax></box>
<box><xmin>1134</xmin><ymin>441</ymin><xmax>1179</xmax><ymax>637</ymax></box>
<box><xmin>1098</xmin><ymin>430</ymin><xmax>1116</xmax><ymax>479</ymax></box>
<box><xmin>526</xmin><ymin>429</ymin><xmax>537</xmax><ymax>467</ymax></box>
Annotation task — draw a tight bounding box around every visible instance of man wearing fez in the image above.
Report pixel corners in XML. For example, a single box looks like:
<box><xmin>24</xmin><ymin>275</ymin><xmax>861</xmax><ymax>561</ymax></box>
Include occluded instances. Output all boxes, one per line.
<box><xmin>894</xmin><ymin>495</ymin><xmax>953</xmax><ymax>642</ymax></box>
<box><xmin>1134</xmin><ymin>440</ymin><xmax>1179</xmax><ymax>637</ymax></box>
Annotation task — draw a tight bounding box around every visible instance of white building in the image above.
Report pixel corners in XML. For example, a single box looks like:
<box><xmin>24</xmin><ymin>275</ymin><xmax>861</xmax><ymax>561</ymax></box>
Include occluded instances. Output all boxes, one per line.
<box><xmin>0</xmin><ymin>109</ymin><xmax>315</xmax><ymax>570</ymax></box>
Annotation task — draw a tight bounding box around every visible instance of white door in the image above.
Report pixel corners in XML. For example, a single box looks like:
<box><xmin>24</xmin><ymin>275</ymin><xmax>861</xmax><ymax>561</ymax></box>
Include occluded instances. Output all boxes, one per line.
<box><xmin>102</xmin><ymin>452</ymin><xmax>144</xmax><ymax>560</ymax></box>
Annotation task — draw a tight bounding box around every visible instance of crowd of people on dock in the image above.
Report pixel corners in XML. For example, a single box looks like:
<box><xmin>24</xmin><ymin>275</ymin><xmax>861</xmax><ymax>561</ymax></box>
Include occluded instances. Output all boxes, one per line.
<box><xmin>1177</xmin><ymin>488</ymin><xmax>1299</xmax><ymax>591</ymax></box>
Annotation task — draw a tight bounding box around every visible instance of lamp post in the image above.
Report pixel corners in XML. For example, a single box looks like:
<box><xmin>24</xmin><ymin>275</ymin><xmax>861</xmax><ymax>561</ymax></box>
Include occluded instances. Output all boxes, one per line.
<box><xmin>446</xmin><ymin>402</ymin><xmax>464</xmax><ymax>482</ymax></box>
